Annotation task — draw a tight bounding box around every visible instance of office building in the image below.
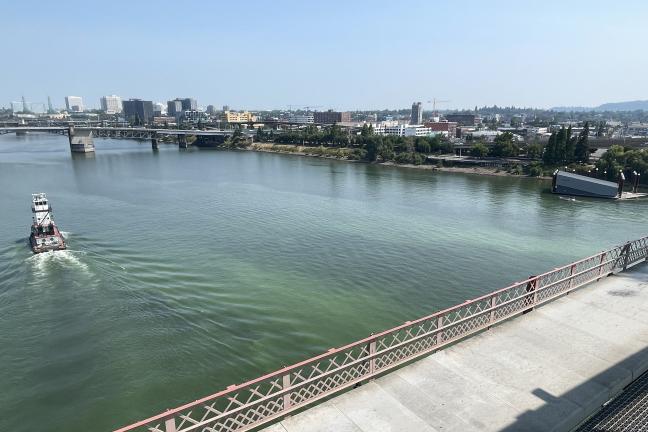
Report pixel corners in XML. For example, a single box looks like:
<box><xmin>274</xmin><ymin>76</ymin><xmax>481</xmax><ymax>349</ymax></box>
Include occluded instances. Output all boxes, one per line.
<box><xmin>65</xmin><ymin>96</ymin><xmax>84</xmax><ymax>112</ymax></box>
<box><xmin>100</xmin><ymin>95</ymin><xmax>122</xmax><ymax>114</ymax></box>
<box><xmin>167</xmin><ymin>98</ymin><xmax>197</xmax><ymax>118</ymax></box>
<box><xmin>223</xmin><ymin>111</ymin><xmax>256</xmax><ymax>123</ymax></box>
<box><xmin>372</xmin><ymin>123</ymin><xmax>445</xmax><ymax>138</ymax></box>
<box><xmin>424</xmin><ymin>121</ymin><xmax>458</xmax><ymax>138</ymax></box>
<box><xmin>287</xmin><ymin>113</ymin><xmax>314</xmax><ymax>124</ymax></box>
<box><xmin>183</xmin><ymin>110</ymin><xmax>209</xmax><ymax>124</ymax></box>
<box><xmin>313</xmin><ymin>110</ymin><xmax>351</xmax><ymax>124</ymax></box>
<box><xmin>153</xmin><ymin>102</ymin><xmax>166</xmax><ymax>117</ymax></box>
<box><xmin>206</xmin><ymin>105</ymin><xmax>216</xmax><ymax>115</ymax></box>
<box><xmin>181</xmin><ymin>98</ymin><xmax>197</xmax><ymax>111</ymax></box>
<box><xmin>410</xmin><ymin>102</ymin><xmax>422</xmax><ymax>125</ymax></box>
<box><xmin>122</xmin><ymin>99</ymin><xmax>154</xmax><ymax>125</ymax></box>
<box><xmin>444</xmin><ymin>114</ymin><xmax>481</xmax><ymax>126</ymax></box>
<box><xmin>167</xmin><ymin>100</ymin><xmax>183</xmax><ymax>119</ymax></box>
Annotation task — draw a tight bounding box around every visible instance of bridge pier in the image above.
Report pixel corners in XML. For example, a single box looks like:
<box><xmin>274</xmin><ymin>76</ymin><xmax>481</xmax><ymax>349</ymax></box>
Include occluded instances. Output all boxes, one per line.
<box><xmin>151</xmin><ymin>133</ymin><xmax>159</xmax><ymax>150</ymax></box>
<box><xmin>178</xmin><ymin>134</ymin><xmax>188</xmax><ymax>149</ymax></box>
<box><xmin>68</xmin><ymin>125</ymin><xmax>95</xmax><ymax>153</ymax></box>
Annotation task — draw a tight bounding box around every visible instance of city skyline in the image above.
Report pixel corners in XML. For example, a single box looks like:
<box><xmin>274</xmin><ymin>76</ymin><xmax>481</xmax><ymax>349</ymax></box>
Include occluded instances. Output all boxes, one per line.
<box><xmin>2</xmin><ymin>0</ymin><xmax>648</xmax><ymax>111</ymax></box>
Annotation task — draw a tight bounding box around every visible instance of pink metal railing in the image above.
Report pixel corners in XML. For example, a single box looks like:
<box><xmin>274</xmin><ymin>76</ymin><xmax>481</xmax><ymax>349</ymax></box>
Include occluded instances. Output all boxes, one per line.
<box><xmin>115</xmin><ymin>236</ymin><xmax>648</xmax><ymax>432</ymax></box>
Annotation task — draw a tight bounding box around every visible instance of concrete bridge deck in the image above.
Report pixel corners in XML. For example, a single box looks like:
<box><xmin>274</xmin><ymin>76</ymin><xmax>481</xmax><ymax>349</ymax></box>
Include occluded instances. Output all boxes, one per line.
<box><xmin>264</xmin><ymin>264</ymin><xmax>648</xmax><ymax>432</ymax></box>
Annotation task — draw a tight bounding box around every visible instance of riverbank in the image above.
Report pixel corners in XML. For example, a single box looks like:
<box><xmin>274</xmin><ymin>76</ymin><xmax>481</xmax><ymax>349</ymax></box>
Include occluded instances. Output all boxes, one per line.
<box><xmin>248</xmin><ymin>143</ymin><xmax>551</xmax><ymax>180</ymax></box>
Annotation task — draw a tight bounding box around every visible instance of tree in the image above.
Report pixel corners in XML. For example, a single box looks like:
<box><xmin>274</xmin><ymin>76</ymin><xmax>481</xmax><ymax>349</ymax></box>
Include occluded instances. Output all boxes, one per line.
<box><xmin>256</xmin><ymin>127</ymin><xmax>266</xmax><ymax>142</ymax></box>
<box><xmin>574</xmin><ymin>122</ymin><xmax>590</xmax><ymax>163</ymax></box>
<box><xmin>360</xmin><ymin>124</ymin><xmax>373</xmax><ymax>137</ymax></box>
<box><xmin>489</xmin><ymin>132</ymin><xmax>519</xmax><ymax>157</ymax></box>
<box><xmin>565</xmin><ymin>125</ymin><xmax>576</xmax><ymax>163</ymax></box>
<box><xmin>595</xmin><ymin>145</ymin><xmax>624</xmax><ymax>181</ymax></box>
<box><xmin>596</xmin><ymin>121</ymin><xmax>606</xmax><ymax>137</ymax></box>
<box><xmin>543</xmin><ymin>132</ymin><xmax>557</xmax><ymax>165</ymax></box>
<box><xmin>364</xmin><ymin>138</ymin><xmax>380</xmax><ymax>161</ymax></box>
<box><xmin>555</xmin><ymin>126</ymin><xmax>567</xmax><ymax>163</ymax></box>
<box><xmin>471</xmin><ymin>142</ymin><xmax>489</xmax><ymax>158</ymax></box>
<box><xmin>525</xmin><ymin>142</ymin><xmax>543</xmax><ymax>159</ymax></box>
<box><xmin>415</xmin><ymin>138</ymin><xmax>431</xmax><ymax>154</ymax></box>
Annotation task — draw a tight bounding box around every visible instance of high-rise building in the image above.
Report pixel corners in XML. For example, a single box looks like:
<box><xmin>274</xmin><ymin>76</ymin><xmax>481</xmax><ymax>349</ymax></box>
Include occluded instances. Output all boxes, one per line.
<box><xmin>167</xmin><ymin>100</ymin><xmax>183</xmax><ymax>119</ymax></box>
<box><xmin>313</xmin><ymin>110</ymin><xmax>351</xmax><ymax>124</ymax></box>
<box><xmin>181</xmin><ymin>98</ymin><xmax>197</xmax><ymax>111</ymax></box>
<box><xmin>122</xmin><ymin>99</ymin><xmax>154</xmax><ymax>125</ymax></box>
<box><xmin>100</xmin><ymin>95</ymin><xmax>122</xmax><ymax>114</ymax></box>
<box><xmin>167</xmin><ymin>98</ymin><xmax>196</xmax><ymax>118</ymax></box>
<box><xmin>206</xmin><ymin>105</ymin><xmax>215</xmax><ymax>115</ymax></box>
<box><xmin>65</xmin><ymin>96</ymin><xmax>84</xmax><ymax>112</ymax></box>
<box><xmin>153</xmin><ymin>102</ymin><xmax>166</xmax><ymax>116</ymax></box>
<box><xmin>410</xmin><ymin>102</ymin><xmax>422</xmax><ymax>125</ymax></box>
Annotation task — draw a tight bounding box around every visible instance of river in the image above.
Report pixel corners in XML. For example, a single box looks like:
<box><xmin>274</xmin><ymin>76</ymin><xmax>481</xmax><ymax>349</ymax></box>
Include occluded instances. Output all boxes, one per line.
<box><xmin>0</xmin><ymin>133</ymin><xmax>645</xmax><ymax>431</ymax></box>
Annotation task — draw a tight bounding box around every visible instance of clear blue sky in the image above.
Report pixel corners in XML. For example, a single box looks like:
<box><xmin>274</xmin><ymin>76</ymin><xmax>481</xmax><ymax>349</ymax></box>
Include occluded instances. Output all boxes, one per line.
<box><xmin>2</xmin><ymin>0</ymin><xmax>647</xmax><ymax>111</ymax></box>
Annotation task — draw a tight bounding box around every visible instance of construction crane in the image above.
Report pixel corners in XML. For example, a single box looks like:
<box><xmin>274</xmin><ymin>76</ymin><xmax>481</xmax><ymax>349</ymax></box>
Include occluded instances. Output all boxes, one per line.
<box><xmin>286</xmin><ymin>105</ymin><xmax>323</xmax><ymax>112</ymax></box>
<box><xmin>426</xmin><ymin>98</ymin><xmax>450</xmax><ymax>116</ymax></box>
<box><xmin>302</xmin><ymin>105</ymin><xmax>322</xmax><ymax>112</ymax></box>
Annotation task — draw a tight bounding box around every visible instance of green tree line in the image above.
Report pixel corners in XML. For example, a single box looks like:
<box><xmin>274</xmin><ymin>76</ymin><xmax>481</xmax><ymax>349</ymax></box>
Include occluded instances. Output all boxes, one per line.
<box><xmin>256</xmin><ymin>125</ymin><xmax>453</xmax><ymax>163</ymax></box>
<box><xmin>543</xmin><ymin>123</ymin><xmax>590</xmax><ymax>165</ymax></box>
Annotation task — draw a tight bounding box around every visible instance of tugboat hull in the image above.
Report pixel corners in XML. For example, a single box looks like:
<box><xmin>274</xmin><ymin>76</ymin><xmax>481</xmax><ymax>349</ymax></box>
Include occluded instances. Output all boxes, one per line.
<box><xmin>29</xmin><ymin>231</ymin><xmax>66</xmax><ymax>254</ymax></box>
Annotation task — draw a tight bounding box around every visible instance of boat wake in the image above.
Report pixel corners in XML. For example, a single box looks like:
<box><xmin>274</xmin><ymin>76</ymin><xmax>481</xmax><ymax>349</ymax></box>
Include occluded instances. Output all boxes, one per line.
<box><xmin>26</xmin><ymin>249</ymin><xmax>90</xmax><ymax>276</ymax></box>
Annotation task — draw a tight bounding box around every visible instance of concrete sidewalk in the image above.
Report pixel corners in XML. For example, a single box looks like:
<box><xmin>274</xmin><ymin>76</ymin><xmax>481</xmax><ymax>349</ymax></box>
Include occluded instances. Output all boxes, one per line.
<box><xmin>264</xmin><ymin>264</ymin><xmax>648</xmax><ymax>432</ymax></box>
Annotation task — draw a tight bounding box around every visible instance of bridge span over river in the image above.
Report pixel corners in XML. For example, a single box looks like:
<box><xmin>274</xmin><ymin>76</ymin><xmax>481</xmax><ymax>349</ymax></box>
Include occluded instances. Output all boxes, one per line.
<box><xmin>115</xmin><ymin>236</ymin><xmax>648</xmax><ymax>432</ymax></box>
<box><xmin>0</xmin><ymin>126</ymin><xmax>245</xmax><ymax>150</ymax></box>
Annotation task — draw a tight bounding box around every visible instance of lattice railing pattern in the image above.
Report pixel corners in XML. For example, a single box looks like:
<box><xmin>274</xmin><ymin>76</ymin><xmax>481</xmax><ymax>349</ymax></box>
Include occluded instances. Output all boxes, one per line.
<box><xmin>115</xmin><ymin>236</ymin><xmax>648</xmax><ymax>432</ymax></box>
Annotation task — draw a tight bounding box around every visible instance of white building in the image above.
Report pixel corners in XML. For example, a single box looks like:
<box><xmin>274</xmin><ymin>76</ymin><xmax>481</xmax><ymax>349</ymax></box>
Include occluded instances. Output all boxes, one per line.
<box><xmin>372</xmin><ymin>122</ymin><xmax>446</xmax><ymax>138</ymax></box>
<box><xmin>287</xmin><ymin>113</ymin><xmax>314</xmax><ymax>124</ymax></box>
<box><xmin>65</xmin><ymin>96</ymin><xmax>84</xmax><ymax>112</ymax></box>
<box><xmin>100</xmin><ymin>95</ymin><xmax>122</xmax><ymax>114</ymax></box>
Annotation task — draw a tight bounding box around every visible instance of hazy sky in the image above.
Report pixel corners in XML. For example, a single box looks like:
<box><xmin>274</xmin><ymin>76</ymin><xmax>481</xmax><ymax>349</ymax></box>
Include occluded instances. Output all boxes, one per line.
<box><xmin>2</xmin><ymin>0</ymin><xmax>647</xmax><ymax>111</ymax></box>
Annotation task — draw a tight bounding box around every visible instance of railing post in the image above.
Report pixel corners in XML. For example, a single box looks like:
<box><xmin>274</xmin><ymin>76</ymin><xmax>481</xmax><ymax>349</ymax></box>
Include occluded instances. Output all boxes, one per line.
<box><xmin>164</xmin><ymin>415</ymin><xmax>177</xmax><ymax>432</ymax></box>
<box><xmin>282</xmin><ymin>373</ymin><xmax>292</xmax><ymax>410</ymax></box>
<box><xmin>597</xmin><ymin>252</ymin><xmax>607</xmax><ymax>280</ymax></box>
<box><xmin>623</xmin><ymin>242</ymin><xmax>632</xmax><ymax>271</ymax></box>
<box><xmin>523</xmin><ymin>276</ymin><xmax>537</xmax><ymax>314</ymax></box>
<box><xmin>489</xmin><ymin>294</ymin><xmax>497</xmax><ymax>327</ymax></box>
<box><xmin>436</xmin><ymin>316</ymin><xmax>444</xmax><ymax>346</ymax></box>
<box><xmin>568</xmin><ymin>264</ymin><xmax>576</xmax><ymax>291</ymax></box>
<box><xmin>368</xmin><ymin>337</ymin><xmax>376</xmax><ymax>376</ymax></box>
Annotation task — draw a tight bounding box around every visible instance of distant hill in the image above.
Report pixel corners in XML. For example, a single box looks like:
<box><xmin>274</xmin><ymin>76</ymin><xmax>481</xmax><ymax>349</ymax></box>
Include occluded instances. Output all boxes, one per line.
<box><xmin>552</xmin><ymin>100</ymin><xmax>648</xmax><ymax>112</ymax></box>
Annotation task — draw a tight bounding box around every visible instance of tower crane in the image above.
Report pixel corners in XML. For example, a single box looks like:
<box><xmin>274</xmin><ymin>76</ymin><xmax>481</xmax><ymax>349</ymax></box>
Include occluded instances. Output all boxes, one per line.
<box><xmin>302</xmin><ymin>105</ymin><xmax>322</xmax><ymax>112</ymax></box>
<box><xmin>426</xmin><ymin>98</ymin><xmax>450</xmax><ymax>116</ymax></box>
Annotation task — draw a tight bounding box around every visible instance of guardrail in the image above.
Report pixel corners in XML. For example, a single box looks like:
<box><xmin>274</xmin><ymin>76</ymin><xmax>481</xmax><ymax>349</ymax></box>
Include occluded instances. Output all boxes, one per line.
<box><xmin>115</xmin><ymin>236</ymin><xmax>648</xmax><ymax>432</ymax></box>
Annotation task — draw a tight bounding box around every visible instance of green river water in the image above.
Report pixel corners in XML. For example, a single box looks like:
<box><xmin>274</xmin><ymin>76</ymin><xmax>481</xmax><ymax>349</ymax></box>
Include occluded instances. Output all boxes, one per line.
<box><xmin>0</xmin><ymin>133</ymin><xmax>645</xmax><ymax>431</ymax></box>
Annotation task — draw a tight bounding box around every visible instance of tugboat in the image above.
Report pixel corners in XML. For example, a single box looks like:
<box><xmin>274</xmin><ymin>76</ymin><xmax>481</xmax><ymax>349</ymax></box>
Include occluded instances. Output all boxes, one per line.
<box><xmin>29</xmin><ymin>193</ymin><xmax>66</xmax><ymax>253</ymax></box>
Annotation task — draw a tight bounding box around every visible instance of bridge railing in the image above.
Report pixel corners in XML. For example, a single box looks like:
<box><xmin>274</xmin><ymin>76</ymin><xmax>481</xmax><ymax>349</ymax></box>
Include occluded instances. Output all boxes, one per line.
<box><xmin>115</xmin><ymin>236</ymin><xmax>648</xmax><ymax>432</ymax></box>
